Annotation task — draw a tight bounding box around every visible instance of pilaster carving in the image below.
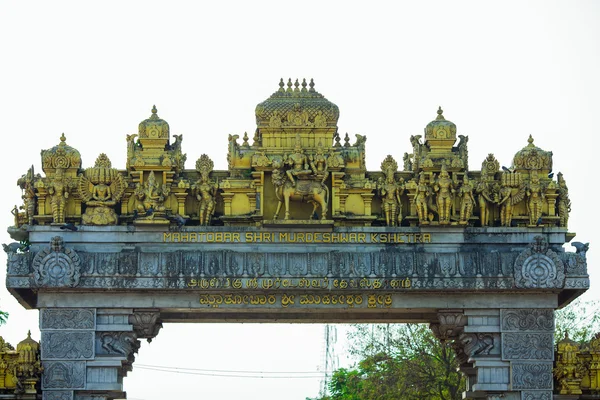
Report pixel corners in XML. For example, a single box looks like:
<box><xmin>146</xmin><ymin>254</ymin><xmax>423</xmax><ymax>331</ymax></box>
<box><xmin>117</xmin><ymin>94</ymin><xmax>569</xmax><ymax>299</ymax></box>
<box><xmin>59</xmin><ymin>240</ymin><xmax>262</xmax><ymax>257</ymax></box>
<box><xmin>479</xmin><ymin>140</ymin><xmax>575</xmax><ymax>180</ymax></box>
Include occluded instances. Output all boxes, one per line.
<box><xmin>511</xmin><ymin>363</ymin><xmax>553</xmax><ymax>390</ymax></box>
<box><xmin>33</xmin><ymin>236</ymin><xmax>81</xmax><ymax>287</ymax></box>
<box><xmin>500</xmin><ymin>309</ymin><xmax>554</xmax><ymax>332</ymax></box>
<box><xmin>129</xmin><ymin>311</ymin><xmax>162</xmax><ymax>342</ymax></box>
<box><xmin>521</xmin><ymin>392</ymin><xmax>551</xmax><ymax>400</ymax></box>
<box><xmin>501</xmin><ymin>333</ymin><xmax>553</xmax><ymax>361</ymax></box>
<box><xmin>42</xmin><ymin>361</ymin><xmax>86</xmax><ymax>390</ymax></box>
<box><xmin>41</xmin><ymin>331</ymin><xmax>94</xmax><ymax>360</ymax></box>
<box><xmin>44</xmin><ymin>391</ymin><xmax>74</xmax><ymax>400</ymax></box>
<box><xmin>41</xmin><ymin>309</ymin><xmax>95</xmax><ymax>330</ymax></box>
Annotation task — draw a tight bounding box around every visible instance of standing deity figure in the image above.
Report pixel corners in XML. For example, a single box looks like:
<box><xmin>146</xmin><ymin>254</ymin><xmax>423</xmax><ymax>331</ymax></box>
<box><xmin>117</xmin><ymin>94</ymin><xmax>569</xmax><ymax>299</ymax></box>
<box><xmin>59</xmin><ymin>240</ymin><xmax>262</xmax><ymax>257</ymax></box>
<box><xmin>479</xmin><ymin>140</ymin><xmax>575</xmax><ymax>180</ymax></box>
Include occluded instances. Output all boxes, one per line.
<box><xmin>377</xmin><ymin>155</ymin><xmax>404</xmax><ymax>226</ymax></box>
<box><xmin>409</xmin><ymin>135</ymin><xmax>422</xmax><ymax>171</ymax></box>
<box><xmin>414</xmin><ymin>172</ymin><xmax>430</xmax><ymax>225</ymax></box>
<box><xmin>557</xmin><ymin>172</ymin><xmax>571</xmax><ymax>228</ymax></box>
<box><xmin>17</xmin><ymin>165</ymin><xmax>37</xmax><ymax>225</ymax></box>
<box><xmin>527</xmin><ymin>172</ymin><xmax>545</xmax><ymax>226</ymax></box>
<box><xmin>194</xmin><ymin>154</ymin><xmax>218</xmax><ymax>226</ymax></box>
<box><xmin>476</xmin><ymin>176</ymin><xmax>494</xmax><ymax>226</ymax></box>
<box><xmin>458</xmin><ymin>174</ymin><xmax>475</xmax><ymax>225</ymax></box>
<box><xmin>310</xmin><ymin>142</ymin><xmax>329</xmax><ymax>184</ymax></box>
<box><xmin>497</xmin><ymin>181</ymin><xmax>513</xmax><ymax>227</ymax></box>
<box><xmin>434</xmin><ymin>167</ymin><xmax>454</xmax><ymax>224</ymax></box>
<box><xmin>284</xmin><ymin>137</ymin><xmax>312</xmax><ymax>186</ymax></box>
<box><xmin>47</xmin><ymin>168</ymin><xmax>70</xmax><ymax>224</ymax></box>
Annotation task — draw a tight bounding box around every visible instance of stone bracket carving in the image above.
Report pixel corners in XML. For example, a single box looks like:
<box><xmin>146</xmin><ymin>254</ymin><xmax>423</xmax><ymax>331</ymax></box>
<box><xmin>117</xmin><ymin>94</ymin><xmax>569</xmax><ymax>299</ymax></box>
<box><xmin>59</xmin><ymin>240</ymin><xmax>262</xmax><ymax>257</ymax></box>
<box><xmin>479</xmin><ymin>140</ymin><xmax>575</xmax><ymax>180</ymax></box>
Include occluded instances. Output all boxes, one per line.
<box><xmin>430</xmin><ymin>310</ymin><xmax>466</xmax><ymax>340</ymax></box>
<box><xmin>129</xmin><ymin>310</ymin><xmax>162</xmax><ymax>342</ymax></box>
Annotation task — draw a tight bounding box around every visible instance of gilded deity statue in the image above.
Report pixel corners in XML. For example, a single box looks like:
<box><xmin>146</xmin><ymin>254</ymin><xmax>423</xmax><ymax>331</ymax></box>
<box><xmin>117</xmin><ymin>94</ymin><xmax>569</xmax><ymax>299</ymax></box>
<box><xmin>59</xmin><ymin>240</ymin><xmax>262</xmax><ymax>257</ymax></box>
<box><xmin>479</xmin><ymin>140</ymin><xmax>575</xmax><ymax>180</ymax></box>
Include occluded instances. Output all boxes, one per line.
<box><xmin>78</xmin><ymin>154</ymin><xmax>127</xmax><ymax>225</ymax></box>
<box><xmin>458</xmin><ymin>174</ymin><xmax>475</xmax><ymax>225</ymax></box>
<box><xmin>194</xmin><ymin>154</ymin><xmax>218</xmax><ymax>226</ymax></box>
<box><xmin>414</xmin><ymin>172</ymin><xmax>430</xmax><ymax>225</ymax></box>
<box><xmin>527</xmin><ymin>172</ymin><xmax>545</xmax><ymax>226</ymax></box>
<box><xmin>476</xmin><ymin>175</ymin><xmax>494</xmax><ymax>227</ymax></box>
<box><xmin>309</xmin><ymin>143</ymin><xmax>329</xmax><ymax>184</ymax></box>
<box><xmin>47</xmin><ymin>168</ymin><xmax>70</xmax><ymax>224</ymax></box>
<box><xmin>377</xmin><ymin>156</ymin><xmax>404</xmax><ymax>226</ymax></box>
<box><xmin>434</xmin><ymin>167</ymin><xmax>454</xmax><ymax>224</ymax></box>
<box><xmin>314</xmin><ymin>111</ymin><xmax>327</xmax><ymax>128</ymax></box>
<box><xmin>557</xmin><ymin>172</ymin><xmax>571</xmax><ymax>228</ymax></box>
<box><xmin>497</xmin><ymin>181</ymin><xmax>514</xmax><ymax>227</ymax></box>
<box><xmin>135</xmin><ymin>171</ymin><xmax>167</xmax><ymax>217</ymax></box>
<box><xmin>17</xmin><ymin>166</ymin><xmax>37</xmax><ymax>226</ymax></box>
<box><xmin>284</xmin><ymin>138</ymin><xmax>312</xmax><ymax>186</ymax></box>
<box><xmin>286</xmin><ymin>103</ymin><xmax>309</xmax><ymax>126</ymax></box>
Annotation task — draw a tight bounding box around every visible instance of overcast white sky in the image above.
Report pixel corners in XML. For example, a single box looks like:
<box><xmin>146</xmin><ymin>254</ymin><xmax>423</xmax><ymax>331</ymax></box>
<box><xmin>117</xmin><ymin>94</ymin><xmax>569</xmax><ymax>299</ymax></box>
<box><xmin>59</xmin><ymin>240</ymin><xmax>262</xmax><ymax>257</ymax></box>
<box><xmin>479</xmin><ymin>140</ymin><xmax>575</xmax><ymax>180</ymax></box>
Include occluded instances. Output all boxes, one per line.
<box><xmin>1</xmin><ymin>1</ymin><xmax>599</xmax><ymax>399</ymax></box>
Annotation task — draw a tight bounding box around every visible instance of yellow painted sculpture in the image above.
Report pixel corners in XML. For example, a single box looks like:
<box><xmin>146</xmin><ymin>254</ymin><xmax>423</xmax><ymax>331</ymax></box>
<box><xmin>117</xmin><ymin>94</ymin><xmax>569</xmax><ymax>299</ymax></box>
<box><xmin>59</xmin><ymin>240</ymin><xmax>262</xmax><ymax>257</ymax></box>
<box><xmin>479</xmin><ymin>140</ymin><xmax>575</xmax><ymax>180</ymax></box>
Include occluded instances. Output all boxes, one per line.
<box><xmin>79</xmin><ymin>154</ymin><xmax>127</xmax><ymax>225</ymax></box>
<box><xmin>193</xmin><ymin>155</ymin><xmax>218</xmax><ymax>226</ymax></box>
<box><xmin>0</xmin><ymin>332</ymin><xmax>41</xmax><ymax>395</ymax></box>
<box><xmin>458</xmin><ymin>174</ymin><xmax>475</xmax><ymax>225</ymax></box>
<box><xmin>554</xmin><ymin>333</ymin><xmax>583</xmax><ymax>395</ymax></box>
<box><xmin>434</xmin><ymin>166</ymin><xmax>454</xmax><ymax>225</ymax></box>
<box><xmin>10</xmin><ymin>80</ymin><xmax>573</xmax><ymax>230</ymax></box>
<box><xmin>377</xmin><ymin>155</ymin><xmax>404</xmax><ymax>226</ymax></box>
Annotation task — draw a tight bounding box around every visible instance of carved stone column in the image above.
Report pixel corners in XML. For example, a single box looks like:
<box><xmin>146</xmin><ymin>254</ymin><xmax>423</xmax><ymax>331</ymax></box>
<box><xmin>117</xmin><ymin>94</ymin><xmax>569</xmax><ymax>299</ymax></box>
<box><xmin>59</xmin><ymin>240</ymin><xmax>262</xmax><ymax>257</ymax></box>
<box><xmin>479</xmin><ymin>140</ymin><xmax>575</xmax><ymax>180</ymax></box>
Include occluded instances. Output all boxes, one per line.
<box><xmin>430</xmin><ymin>308</ymin><xmax>554</xmax><ymax>400</ymax></box>
<box><xmin>40</xmin><ymin>308</ymin><xmax>162</xmax><ymax>400</ymax></box>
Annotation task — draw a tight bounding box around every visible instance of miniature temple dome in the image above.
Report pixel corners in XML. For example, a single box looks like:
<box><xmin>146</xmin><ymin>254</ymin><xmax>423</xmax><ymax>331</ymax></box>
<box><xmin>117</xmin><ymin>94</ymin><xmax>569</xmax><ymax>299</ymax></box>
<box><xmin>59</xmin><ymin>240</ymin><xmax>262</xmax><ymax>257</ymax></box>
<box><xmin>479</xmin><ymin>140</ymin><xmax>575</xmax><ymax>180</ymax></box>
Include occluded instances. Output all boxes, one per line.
<box><xmin>41</xmin><ymin>133</ymin><xmax>82</xmax><ymax>174</ymax></box>
<box><xmin>138</xmin><ymin>105</ymin><xmax>170</xmax><ymax>139</ymax></box>
<box><xmin>424</xmin><ymin>107</ymin><xmax>457</xmax><ymax>154</ymax></box>
<box><xmin>16</xmin><ymin>331</ymin><xmax>39</xmax><ymax>360</ymax></box>
<box><xmin>511</xmin><ymin>135</ymin><xmax>553</xmax><ymax>173</ymax></box>
<box><xmin>255</xmin><ymin>78</ymin><xmax>340</xmax><ymax>129</ymax></box>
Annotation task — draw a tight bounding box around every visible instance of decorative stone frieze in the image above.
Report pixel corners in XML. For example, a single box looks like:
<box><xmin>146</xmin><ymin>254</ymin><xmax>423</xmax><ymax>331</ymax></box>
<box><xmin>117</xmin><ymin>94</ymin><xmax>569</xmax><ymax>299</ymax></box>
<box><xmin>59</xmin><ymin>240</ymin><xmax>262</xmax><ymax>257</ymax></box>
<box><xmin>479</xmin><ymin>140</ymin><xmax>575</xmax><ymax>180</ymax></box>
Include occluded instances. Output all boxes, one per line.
<box><xmin>42</xmin><ymin>361</ymin><xmax>86</xmax><ymax>390</ymax></box>
<box><xmin>41</xmin><ymin>309</ymin><xmax>95</xmax><ymax>330</ymax></box>
<box><xmin>514</xmin><ymin>236</ymin><xmax>565</xmax><ymax>289</ymax></box>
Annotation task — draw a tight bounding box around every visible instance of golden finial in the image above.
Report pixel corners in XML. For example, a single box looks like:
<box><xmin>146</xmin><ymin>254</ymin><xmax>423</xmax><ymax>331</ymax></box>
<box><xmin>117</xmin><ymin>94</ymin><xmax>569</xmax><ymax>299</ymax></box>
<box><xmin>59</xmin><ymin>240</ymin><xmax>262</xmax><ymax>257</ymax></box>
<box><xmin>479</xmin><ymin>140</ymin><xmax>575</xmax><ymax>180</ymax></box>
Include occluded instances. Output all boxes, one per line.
<box><xmin>294</xmin><ymin>79</ymin><xmax>300</xmax><ymax>92</ymax></box>
<box><xmin>301</xmin><ymin>78</ymin><xmax>308</xmax><ymax>92</ymax></box>
<box><xmin>287</xmin><ymin>78</ymin><xmax>293</xmax><ymax>92</ymax></box>
<box><xmin>60</xmin><ymin>133</ymin><xmax>67</xmax><ymax>145</ymax></box>
<box><xmin>309</xmin><ymin>78</ymin><xmax>315</xmax><ymax>92</ymax></box>
<box><xmin>436</xmin><ymin>106</ymin><xmax>445</xmax><ymax>120</ymax></box>
<box><xmin>152</xmin><ymin>105</ymin><xmax>157</xmax><ymax>114</ymax></box>
<box><xmin>278</xmin><ymin>78</ymin><xmax>285</xmax><ymax>92</ymax></box>
<box><xmin>528</xmin><ymin>134</ymin><xmax>535</xmax><ymax>146</ymax></box>
<box><xmin>27</xmin><ymin>330</ymin><xmax>31</xmax><ymax>338</ymax></box>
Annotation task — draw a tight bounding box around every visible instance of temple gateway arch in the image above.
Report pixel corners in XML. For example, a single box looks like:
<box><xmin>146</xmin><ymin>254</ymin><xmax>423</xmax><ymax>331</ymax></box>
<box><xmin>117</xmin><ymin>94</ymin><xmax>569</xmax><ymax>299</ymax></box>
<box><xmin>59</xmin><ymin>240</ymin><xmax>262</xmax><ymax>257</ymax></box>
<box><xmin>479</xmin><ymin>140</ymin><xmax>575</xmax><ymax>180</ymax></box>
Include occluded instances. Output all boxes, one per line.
<box><xmin>7</xmin><ymin>79</ymin><xmax>589</xmax><ymax>400</ymax></box>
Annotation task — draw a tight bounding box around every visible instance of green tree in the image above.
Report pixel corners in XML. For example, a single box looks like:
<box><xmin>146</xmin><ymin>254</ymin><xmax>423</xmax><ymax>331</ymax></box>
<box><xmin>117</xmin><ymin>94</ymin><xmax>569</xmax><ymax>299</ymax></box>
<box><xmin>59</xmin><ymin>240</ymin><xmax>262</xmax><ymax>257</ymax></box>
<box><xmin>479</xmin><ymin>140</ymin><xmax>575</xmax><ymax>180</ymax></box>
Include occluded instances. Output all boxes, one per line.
<box><xmin>555</xmin><ymin>298</ymin><xmax>600</xmax><ymax>343</ymax></box>
<box><xmin>315</xmin><ymin>324</ymin><xmax>464</xmax><ymax>400</ymax></box>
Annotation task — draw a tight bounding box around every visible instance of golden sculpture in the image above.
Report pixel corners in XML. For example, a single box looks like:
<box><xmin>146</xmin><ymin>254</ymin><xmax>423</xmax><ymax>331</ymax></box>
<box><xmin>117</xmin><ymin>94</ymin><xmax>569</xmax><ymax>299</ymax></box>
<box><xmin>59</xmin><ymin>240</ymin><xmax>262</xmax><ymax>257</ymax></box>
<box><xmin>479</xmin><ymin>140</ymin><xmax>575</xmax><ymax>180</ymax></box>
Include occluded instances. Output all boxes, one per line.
<box><xmin>554</xmin><ymin>332</ymin><xmax>583</xmax><ymax>395</ymax></box>
<box><xmin>193</xmin><ymin>155</ymin><xmax>218</xmax><ymax>226</ymax></box>
<box><xmin>10</xmin><ymin>80</ymin><xmax>574</xmax><ymax>230</ymax></box>
<box><xmin>434</xmin><ymin>166</ymin><xmax>454</xmax><ymax>224</ymax></box>
<box><xmin>458</xmin><ymin>174</ymin><xmax>475</xmax><ymax>225</ymax></box>
<box><xmin>272</xmin><ymin>159</ymin><xmax>329</xmax><ymax>221</ymax></box>
<box><xmin>527</xmin><ymin>172</ymin><xmax>545</xmax><ymax>226</ymax></box>
<box><xmin>78</xmin><ymin>154</ymin><xmax>127</xmax><ymax>225</ymax></box>
<box><xmin>414</xmin><ymin>173</ymin><xmax>431</xmax><ymax>225</ymax></box>
<box><xmin>284</xmin><ymin>136</ymin><xmax>312</xmax><ymax>187</ymax></box>
<box><xmin>557</xmin><ymin>172</ymin><xmax>571</xmax><ymax>227</ymax></box>
<box><xmin>47</xmin><ymin>168</ymin><xmax>71</xmax><ymax>224</ymax></box>
<box><xmin>0</xmin><ymin>332</ymin><xmax>42</xmax><ymax>395</ymax></box>
<box><xmin>16</xmin><ymin>166</ymin><xmax>37</xmax><ymax>226</ymax></box>
<box><xmin>134</xmin><ymin>171</ymin><xmax>168</xmax><ymax>220</ymax></box>
<box><xmin>378</xmin><ymin>155</ymin><xmax>404</xmax><ymax>226</ymax></box>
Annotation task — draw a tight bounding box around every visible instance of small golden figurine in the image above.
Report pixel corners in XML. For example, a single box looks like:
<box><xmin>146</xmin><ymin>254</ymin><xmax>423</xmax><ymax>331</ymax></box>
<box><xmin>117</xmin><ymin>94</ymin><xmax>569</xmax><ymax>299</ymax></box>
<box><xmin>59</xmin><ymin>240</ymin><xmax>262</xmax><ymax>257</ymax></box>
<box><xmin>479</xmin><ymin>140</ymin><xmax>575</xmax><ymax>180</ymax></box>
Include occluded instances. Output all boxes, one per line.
<box><xmin>194</xmin><ymin>155</ymin><xmax>218</xmax><ymax>226</ymax></box>
<box><xmin>458</xmin><ymin>174</ymin><xmax>475</xmax><ymax>225</ymax></box>
<box><xmin>377</xmin><ymin>155</ymin><xmax>404</xmax><ymax>226</ymax></box>
<box><xmin>527</xmin><ymin>172</ymin><xmax>544</xmax><ymax>226</ymax></box>
<box><xmin>47</xmin><ymin>168</ymin><xmax>70</xmax><ymax>224</ymax></box>
<box><xmin>434</xmin><ymin>166</ymin><xmax>454</xmax><ymax>224</ymax></box>
<box><xmin>414</xmin><ymin>172</ymin><xmax>430</xmax><ymax>225</ymax></box>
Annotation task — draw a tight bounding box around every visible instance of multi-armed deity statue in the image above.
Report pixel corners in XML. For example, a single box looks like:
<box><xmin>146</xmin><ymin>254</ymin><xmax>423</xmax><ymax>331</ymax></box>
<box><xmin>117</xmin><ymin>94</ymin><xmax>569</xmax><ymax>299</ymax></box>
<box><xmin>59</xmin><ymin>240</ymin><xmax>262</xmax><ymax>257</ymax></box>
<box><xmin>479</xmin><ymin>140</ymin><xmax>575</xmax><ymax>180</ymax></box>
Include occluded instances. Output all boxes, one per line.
<box><xmin>11</xmin><ymin>79</ymin><xmax>571</xmax><ymax>230</ymax></box>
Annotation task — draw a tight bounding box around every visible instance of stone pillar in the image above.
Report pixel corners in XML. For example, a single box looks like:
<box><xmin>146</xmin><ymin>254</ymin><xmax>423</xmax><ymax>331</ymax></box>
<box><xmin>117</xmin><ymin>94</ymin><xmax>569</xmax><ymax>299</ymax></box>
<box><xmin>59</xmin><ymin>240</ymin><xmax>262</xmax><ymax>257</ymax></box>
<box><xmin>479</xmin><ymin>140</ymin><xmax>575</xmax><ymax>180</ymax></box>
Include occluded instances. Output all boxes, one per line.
<box><xmin>431</xmin><ymin>308</ymin><xmax>554</xmax><ymax>400</ymax></box>
<box><xmin>40</xmin><ymin>308</ymin><xmax>162</xmax><ymax>400</ymax></box>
